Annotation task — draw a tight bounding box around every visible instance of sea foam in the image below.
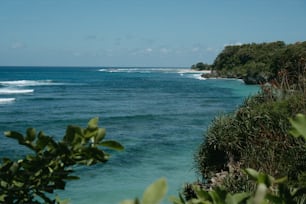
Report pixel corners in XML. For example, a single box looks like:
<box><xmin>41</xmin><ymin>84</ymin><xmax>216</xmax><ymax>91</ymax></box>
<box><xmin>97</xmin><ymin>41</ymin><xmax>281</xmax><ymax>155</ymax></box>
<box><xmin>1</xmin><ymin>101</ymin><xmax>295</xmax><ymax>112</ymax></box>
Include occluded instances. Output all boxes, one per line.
<box><xmin>98</xmin><ymin>67</ymin><xmax>204</xmax><ymax>74</ymax></box>
<box><xmin>0</xmin><ymin>98</ymin><xmax>15</xmax><ymax>104</ymax></box>
<box><xmin>99</xmin><ymin>68</ymin><xmax>169</xmax><ymax>73</ymax></box>
<box><xmin>0</xmin><ymin>88</ymin><xmax>34</xmax><ymax>94</ymax></box>
<box><xmin>0</xmin><ymin>80</ymin><xmax>56</xmax><ymax>86</ymax></box>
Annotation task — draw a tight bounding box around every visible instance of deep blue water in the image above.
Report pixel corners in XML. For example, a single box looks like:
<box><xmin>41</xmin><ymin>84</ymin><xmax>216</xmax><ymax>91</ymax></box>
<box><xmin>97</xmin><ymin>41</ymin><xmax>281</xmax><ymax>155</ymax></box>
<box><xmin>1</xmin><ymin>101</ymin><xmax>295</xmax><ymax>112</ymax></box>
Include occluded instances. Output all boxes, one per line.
<box><xmin>0</xmin><ymin>67</ymin><xmax>259</xmax><ymax>203</ymax></box>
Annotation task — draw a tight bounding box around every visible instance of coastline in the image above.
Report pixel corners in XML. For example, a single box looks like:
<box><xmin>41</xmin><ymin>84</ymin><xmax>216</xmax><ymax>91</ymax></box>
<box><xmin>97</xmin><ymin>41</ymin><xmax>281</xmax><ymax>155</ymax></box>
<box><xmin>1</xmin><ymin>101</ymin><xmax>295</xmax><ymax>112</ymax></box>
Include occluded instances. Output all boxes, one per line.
<box><xmin>198</xmin><ymin>70</ymin><xmax>263</xmax><ymax>85</ymax></box>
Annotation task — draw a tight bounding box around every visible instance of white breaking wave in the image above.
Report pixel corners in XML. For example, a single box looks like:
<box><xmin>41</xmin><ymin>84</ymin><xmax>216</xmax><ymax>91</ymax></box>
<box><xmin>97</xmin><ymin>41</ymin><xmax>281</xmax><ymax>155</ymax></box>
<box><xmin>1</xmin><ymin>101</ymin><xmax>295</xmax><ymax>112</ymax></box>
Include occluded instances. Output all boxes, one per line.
<box><xmin>98</xmin><ymin>68</ymin><xmax>166</xmax><ymax>73</ymax></box>
<box><xmin>98</xmin><ymin>67</ymin><xmax>212</xmax><ymax>75</ymax></box>
<box><xmin>0</xmin><ymin>88</ymin><xmax>34</xmax><ymax>94</ymax></box>
<box><xmin>177</xmin><ymin>69</ymin><xmax>211</xmax><ymax>74</ymax></box>
<box><xmin>184</xmin><ymin>74</ymin><xmax>207</xmax><ymax>80</ymax></box>
<box><xmin>98</xmin><ymin>67</ymin><xmax>206</xmax><ymax>74</ymax></box>
<box><xmin>98</xmin><ymin>67</ymin><xmax>212</xmax><ymax>81</ymax></box>
<box><xmin>179</xmin><ymin>70</ymin><xmax>211</xmax><ymax>80</ymax></box>
<box><xmin>0</xmin><ymin>80</ymin><xmax>61</xmax><ymax>87</ymax></box>
<box><xmin>193</xmin><ymin>74</ymin><xmax>207</xmax><ymax>80</ymax></box>
<box><xmin>0</xmin><ymin>98</ymin><xmax>15</xmax><ymax>104</ymax></box>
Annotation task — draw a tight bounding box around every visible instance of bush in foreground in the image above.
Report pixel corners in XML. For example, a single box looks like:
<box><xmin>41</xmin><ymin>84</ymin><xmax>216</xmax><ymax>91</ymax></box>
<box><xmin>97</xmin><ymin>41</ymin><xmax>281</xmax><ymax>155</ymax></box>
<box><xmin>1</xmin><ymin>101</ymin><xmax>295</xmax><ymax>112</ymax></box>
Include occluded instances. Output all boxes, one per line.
<box><xmin>0</xmin><ymin>118</ymin><xmax>123</xmax><ymax>203</ymax></box>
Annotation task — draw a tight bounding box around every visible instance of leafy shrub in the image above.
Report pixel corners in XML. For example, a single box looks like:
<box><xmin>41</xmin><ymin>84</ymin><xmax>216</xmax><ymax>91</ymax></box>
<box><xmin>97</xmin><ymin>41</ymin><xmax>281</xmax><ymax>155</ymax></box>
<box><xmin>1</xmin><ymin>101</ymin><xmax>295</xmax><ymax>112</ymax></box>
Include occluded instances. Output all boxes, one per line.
<box><xmin>195</xmin><ymin>86</ymin><xmax>306</xmax><ymax>193</ymax></box>
<box><xmin>0</xmin><ymin>118</ymin><xmax>123</xmax><ymax>203</ymax></box>
<box><xmin>122</xmin><ymin>114</ymin><xmax>306</xmax><ymax>204</ymax></box>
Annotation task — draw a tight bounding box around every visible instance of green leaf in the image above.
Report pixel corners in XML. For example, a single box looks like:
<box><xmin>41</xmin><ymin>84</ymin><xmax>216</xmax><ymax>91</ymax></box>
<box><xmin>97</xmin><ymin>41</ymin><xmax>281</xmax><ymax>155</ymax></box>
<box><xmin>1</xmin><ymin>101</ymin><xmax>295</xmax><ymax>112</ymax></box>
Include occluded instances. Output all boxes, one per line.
<box><xmin>120</xmin><ymin>200</ymin><xmax>137</xmax><ymax>204</ymax></box>
<box><xmin>168</xmin><ymin>196</ymin><xmax>184</xmax><ymax>204</ymax></box>
<box><xmin>208</xmin><ymin>190</ymin><xmax>223</xmax><ymax>204</ymax></box>
<box><xmin>9</xmin><ymin>162</ymin><xmax>19</xmax><ymax>174</ymax></box>
<box><xmin>253</xmin><ymin>183</ymin><xmax>268</xmax><ymax>204</ymax></box>
<box><xmin>244</xmin><ymin>168</ymin><xmax>259</xmax><ymax>181</ymax></box>
<box><xmin>289</xmin><ymin>113</ymin><xmax>306</xmax><ymax>139</ymax></box>
<box><xmin>226</xmin><ymin>192</ymin><xmax>250</xmax><ymax>204</ymax></box>
<box><xmin>292</xmin><ymin>187</ymin><xmax>306</xmax><ymax>198</ymax></box>
<box><xmin>258</xmin><ymin>173</ymin><xmax>274</xmax><ymax>187</ymax></box>
<box><xmin>265</xmin><ymin>194</ymin><xmax>283</xmax><ymax>203</ymax></box>
<box><xmin>26</xmin><ymin>128</ymin><xmax>36</xmax><ymax>142</ymax></box>
<box><xmin>178</xmin><ymin>193</ymin><xmax>186</xmax><ymax>204</ymax></box>
<box><xmin>100</xmin><ymin>140</ymin><xmax>124</xmax><ymax>151</ymax></box>
<box><xmin>0</xmin><ymin>194</ymin><xmax>6</xmax><ymax>202</ymax></box>
<box><xmin>0</xmin><ymin>180</ymin><xmax>8</xmax><ymax>188</ymax></box>
<box><xmin>4</xmin><ymin>131</ymin><xmax>25</xmax><ymax>144</ymax></box>
<box><xmin>142</xmin><ymin>178</ymin><xmax>167</xmax><ymax>204</ymax></box>
<box><xmin>88</xmin><ymin>117</ymin><xmax>99</xmax><ymax>130</ymax></box>
<box><xmin>95</xmin><ymin>128</ymin><xmax>106</xmax><ymax>142</ymax></box>
<box><xmin>193</xmin><ymin>185</ymin><xmax>211</xmax><ymax>201</ymax></box>
<box><xmin>274</xmin><ymin>176</ymin><xmax>287</xmax><ymax>184</ymax></box>
<box><xmin>84</xmin><ymin>129</ymin><xmax>98</xmax><ymax>139</ymax></box>
<box><xmin>36</xmin><ymin>132</ymin><xmax>50</xmax><ymax>150</ymax></box>
<box><xmin>13</xmin><ymin>180</ymin><xmax>24</xmax><ymax>188</ymax></box>
<box><xmin>64</xmin><ymin>125</ymin><xmax>83</xmax><ymax>143</ymax></box>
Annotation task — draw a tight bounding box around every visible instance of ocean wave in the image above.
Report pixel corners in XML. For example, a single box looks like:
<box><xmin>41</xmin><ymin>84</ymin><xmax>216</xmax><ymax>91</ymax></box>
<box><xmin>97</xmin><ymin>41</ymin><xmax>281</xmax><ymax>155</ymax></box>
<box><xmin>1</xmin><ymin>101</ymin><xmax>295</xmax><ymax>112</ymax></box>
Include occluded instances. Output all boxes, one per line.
<box><xmin>0</xmin><ymin>98</ymin><xmax>15</xmax><ymax>104</ymax></box>
<box><xmin>98</xmin><ymin>68</ymin><xmax>164</xmax><ymax>73</ymax></box>
<box><xmin>0</xmin><ymin>88</ymin><xmax>34</xmax><ymax>94</ymax></box>
<box><xmin>182</xmin><ymin>73</ymin><xmax>207</xmax><ymax>80</ymax></box>
<box><xmin>98</xmin><ymin>67</ymin><xmax>207</xmax><ymax>74</ymax></box>
<box><xmin>0</xmin><ymin>80</ymin><xmax>62</xmax><ymax>87</ymax></box>
<box><xmin>177</xmin><ymin>69</ymin><xmax>211</xmax><ymax>74</ymax></box>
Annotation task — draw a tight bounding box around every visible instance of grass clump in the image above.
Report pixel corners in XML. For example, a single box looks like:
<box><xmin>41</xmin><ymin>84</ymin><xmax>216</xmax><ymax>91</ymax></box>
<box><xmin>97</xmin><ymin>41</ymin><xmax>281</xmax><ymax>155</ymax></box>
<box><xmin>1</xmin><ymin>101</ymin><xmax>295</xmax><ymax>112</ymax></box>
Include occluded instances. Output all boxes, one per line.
<box><xmin>196</xmin><ymin>76</ymin><xmax>306</xmax><ymax>193</ymax></box>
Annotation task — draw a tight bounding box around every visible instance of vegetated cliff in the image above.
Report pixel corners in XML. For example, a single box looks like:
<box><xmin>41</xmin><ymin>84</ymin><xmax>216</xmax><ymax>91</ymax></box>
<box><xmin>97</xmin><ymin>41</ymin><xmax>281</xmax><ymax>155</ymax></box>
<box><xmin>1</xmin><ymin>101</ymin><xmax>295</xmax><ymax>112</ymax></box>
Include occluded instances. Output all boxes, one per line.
<box><xmin>194</xmin><ymin>43</ymin><xmax>306</xmax><ymax>195</ymax></box>
<box><xmin>192</xmin><ymin>41</ymin><xmax>306</xmax><ymax>84</ymax></box>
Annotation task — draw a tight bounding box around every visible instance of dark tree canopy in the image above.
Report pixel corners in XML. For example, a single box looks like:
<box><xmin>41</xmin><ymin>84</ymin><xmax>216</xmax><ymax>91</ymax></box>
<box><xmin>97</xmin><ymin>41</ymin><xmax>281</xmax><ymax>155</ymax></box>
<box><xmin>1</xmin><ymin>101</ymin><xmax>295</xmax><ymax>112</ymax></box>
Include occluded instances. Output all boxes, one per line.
<box><xmin>191</xmin><ymin>41</ymin><xmax>306</xmax><ymax>84</ymax></box>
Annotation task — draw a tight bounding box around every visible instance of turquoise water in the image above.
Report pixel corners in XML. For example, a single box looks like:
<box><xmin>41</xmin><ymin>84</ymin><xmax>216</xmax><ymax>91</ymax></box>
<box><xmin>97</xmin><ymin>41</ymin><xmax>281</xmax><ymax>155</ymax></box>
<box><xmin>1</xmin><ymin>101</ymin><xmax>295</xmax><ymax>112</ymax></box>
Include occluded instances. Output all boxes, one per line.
<box><xmin>0</xmin><ymin>67</ymin><xmax>259</xmax><ymax>203</ymax></box>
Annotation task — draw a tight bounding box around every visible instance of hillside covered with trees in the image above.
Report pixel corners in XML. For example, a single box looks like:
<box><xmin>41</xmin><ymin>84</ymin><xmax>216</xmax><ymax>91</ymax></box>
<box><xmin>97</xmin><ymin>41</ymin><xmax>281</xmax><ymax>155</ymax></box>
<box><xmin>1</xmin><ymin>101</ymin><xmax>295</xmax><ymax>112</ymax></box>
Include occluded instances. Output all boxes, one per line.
<box><xmin>192</xmin><ymin>41</ymin><xmax>306</xmax><ymax>84</ymax></box>
<box><xmin>190</xmin><ymin>41</ymin><xmax>306</xmax><ymax>203</ymax></box>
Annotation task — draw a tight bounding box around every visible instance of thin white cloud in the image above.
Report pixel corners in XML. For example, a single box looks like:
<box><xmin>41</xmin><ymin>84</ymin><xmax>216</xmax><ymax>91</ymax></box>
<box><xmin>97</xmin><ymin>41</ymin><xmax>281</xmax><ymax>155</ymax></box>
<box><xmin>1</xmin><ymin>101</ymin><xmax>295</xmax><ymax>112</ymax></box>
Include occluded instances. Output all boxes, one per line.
<box><xmin>129</xmin><ymin>47</ymin><xmax>153</xmax><ymax>56</ymax></box>
<box><xmin>145</xmin><ymin>48</ymin><xmax>153</xmax><ymax>53</ymax></box>
<box><xmin>160</xmin><ymin>47</ymin><xmax>171</xmax><ymax>54</ymax></box>
<box><xmin>192</xmin><ymin>47</ymin><xmax>200</xmax><ymax>52</ymax></box>
<box><xmin>11</xmin><ymin>42</ymin><xmax>26</xmax><ymax>49</ymax></box>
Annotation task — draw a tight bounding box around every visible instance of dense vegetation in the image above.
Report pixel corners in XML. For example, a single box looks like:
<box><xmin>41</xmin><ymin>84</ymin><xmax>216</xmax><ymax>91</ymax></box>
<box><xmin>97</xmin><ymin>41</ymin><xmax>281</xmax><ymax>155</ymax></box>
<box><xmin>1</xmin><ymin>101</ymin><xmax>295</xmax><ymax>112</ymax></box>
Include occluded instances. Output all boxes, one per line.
<box><xmin>191</xmin><ymin>62</ymin><xmax>212</xmax><ymax>71</ymax></box>
<box><xmin>122</xmin><ymin>115</ymin><xmax>306</xmax><ymax>204</ymax></box>
<box><xmin>0</xmin><ymin>118</ymin><xmax>123</xmax><ymax>203</ymax></box>
<box><xmin>192</xmin><ymin>41</ymin><xmax>306</xmax><ymax>84</ymax></box>
<box><xmin>193</xmin><ymin>41</ymin><xmax>306</xmax><ymax>202</ymax></box>
<box><xmin>196</xmin><ymin>84</ymin><xmax>306</xmax><ymax>189</ymax></box>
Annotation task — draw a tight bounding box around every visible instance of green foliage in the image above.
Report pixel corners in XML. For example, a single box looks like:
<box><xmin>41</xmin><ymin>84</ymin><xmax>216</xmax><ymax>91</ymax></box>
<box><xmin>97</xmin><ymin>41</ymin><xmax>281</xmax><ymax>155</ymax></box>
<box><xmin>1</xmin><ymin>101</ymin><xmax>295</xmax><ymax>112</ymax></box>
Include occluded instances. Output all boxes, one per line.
<box><xmin>193</xmin><ymin>41</ymin><xmax>306</xmax><ymax>84</ymax></box>
<box><xmin>122</xmin><ymin>114</ymin><xmax>306</xmax><ymax>204</ymax></box>
<box><xmin>121</xmin><ymin>178</ymin><xmax>168</xmax><ymax>204</ymax></box>
<box><xmin>196</xmin><ymin>85</ymin><xmax>306</xmax><ymax>193</ymax></box>
<box><xmin>0</xmin><ymin>117</ymin><xmax>123</xmax><ymax>203</ymax></box>
<box><xmin>212</xmin><ymin>41</ymin><xmax>287</xmax><ymax>79</ymax></box>
<box><xmin>123</xmin><ymin>170</ymin><xmax>305</xmax><ymax>204</ymax></box>
<box><xmin>290</xmin><ymin>113</ymin><xmax>306</xmax><ymax>140</ymax></box>
<box><xmin>271</xmin><ymin>41</ymin><xmax>306</xmax><ymax>87</ymax></box>
<box><xmin>191</xmin><ymin>62</ymin><xmax>212</xmax><ymax>71</ymax></box>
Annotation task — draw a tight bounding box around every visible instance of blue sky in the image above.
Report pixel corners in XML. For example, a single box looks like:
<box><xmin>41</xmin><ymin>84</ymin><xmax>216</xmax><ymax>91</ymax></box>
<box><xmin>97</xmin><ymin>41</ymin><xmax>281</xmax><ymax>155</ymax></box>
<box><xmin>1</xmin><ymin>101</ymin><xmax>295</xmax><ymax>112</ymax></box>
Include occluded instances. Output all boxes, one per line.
<box><xmin>0</xmin><ymin>0</ymin><xmax>305</xmax><ymax>67</ymax></box>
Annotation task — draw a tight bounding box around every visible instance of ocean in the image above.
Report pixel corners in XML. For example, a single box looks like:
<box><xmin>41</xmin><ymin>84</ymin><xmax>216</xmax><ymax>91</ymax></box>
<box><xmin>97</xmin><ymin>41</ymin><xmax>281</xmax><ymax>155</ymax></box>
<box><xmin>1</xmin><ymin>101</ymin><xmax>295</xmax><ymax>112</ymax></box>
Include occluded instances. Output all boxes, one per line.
<box><xmin>0</xmin><ymin>67</ymin><xmax>259</xmax><ymax>203</ymax></box>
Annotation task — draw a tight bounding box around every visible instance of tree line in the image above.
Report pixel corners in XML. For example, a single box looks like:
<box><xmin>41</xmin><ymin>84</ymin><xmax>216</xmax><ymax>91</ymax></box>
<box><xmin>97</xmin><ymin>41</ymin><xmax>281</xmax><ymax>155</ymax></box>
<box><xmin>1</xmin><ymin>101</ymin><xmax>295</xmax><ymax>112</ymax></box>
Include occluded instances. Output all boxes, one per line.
<box><xmin>192</xmin><ymin>41</ymin><xmax>306</xmax><ymax>84</ymax></box>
